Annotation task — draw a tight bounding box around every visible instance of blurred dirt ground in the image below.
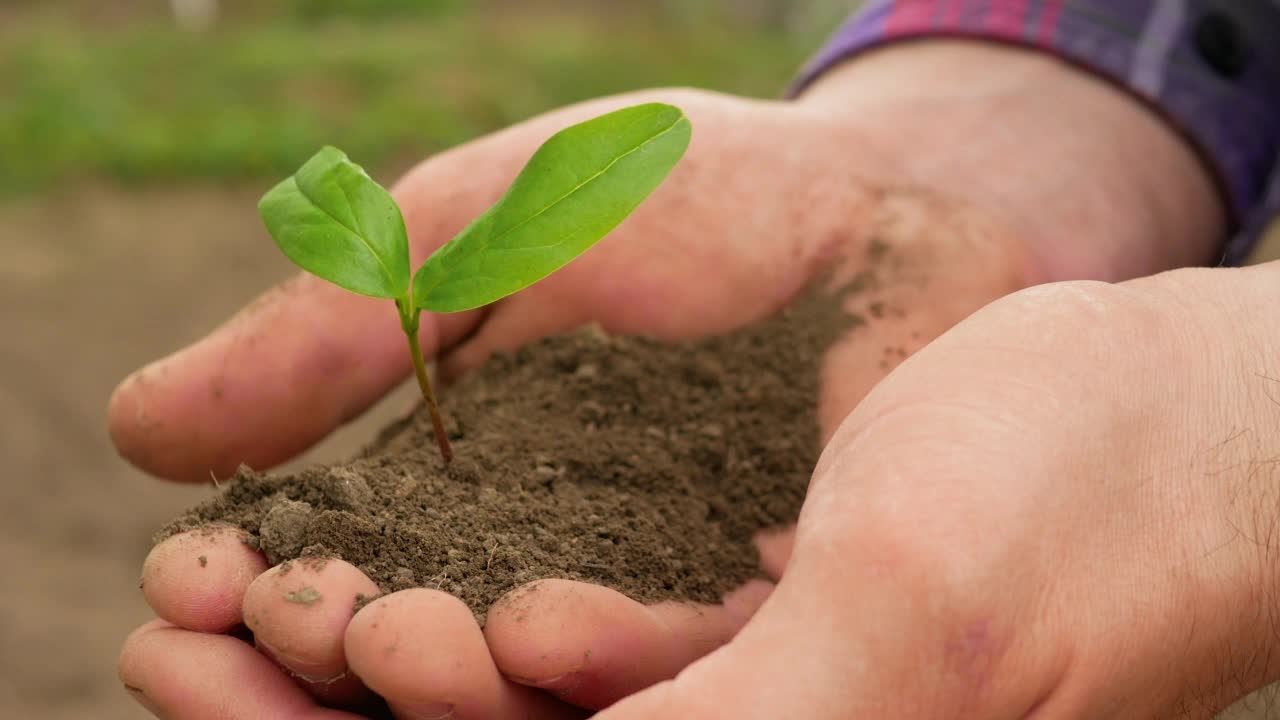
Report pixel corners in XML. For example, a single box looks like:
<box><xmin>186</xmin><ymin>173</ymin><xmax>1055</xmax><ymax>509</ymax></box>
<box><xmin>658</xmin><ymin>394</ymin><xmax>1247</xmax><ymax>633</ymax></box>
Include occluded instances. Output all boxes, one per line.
<box><xmin>1</xmin><ymin>186</ymin><xmax>1278</xmax><ymax>719</ymax></box>
<box><xmin>0</xmin><ymin>185</ymin><xmax>417</xmax><ymax>719</ymax></box>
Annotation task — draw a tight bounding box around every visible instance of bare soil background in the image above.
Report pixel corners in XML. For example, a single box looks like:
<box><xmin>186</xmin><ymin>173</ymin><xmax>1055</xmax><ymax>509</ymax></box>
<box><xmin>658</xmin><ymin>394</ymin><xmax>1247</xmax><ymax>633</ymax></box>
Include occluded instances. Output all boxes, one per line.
<box><xmin>0</xmin><ymin>185</ymin><xmax>421</xmax><ymax>720</ymax></box>
<box><xmin>2</xmin><ymin>186</ymin><xmax>1278</xmax><ymax>719</ymax></box>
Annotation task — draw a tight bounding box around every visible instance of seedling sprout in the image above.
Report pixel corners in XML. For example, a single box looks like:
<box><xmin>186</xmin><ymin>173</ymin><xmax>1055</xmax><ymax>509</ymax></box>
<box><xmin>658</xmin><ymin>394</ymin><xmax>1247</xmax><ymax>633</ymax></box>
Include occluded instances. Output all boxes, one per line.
<box><xmin>258</xmin><ymin>103</ymin><xmax>692</xmax><ymax>462</ymax></box>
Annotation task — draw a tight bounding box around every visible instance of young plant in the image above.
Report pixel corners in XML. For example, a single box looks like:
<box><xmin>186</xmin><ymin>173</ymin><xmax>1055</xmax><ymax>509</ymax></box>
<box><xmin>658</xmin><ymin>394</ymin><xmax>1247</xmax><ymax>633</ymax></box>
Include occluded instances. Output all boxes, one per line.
<box><xmin>258</xmin><ymin>102</ymin><xmax>692</xmax><ymax>463</ymax></box>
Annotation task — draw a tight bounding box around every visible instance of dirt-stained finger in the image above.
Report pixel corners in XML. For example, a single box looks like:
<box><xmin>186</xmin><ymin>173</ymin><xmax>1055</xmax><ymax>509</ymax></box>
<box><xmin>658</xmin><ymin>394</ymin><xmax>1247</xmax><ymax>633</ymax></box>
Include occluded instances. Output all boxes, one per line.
<box><xmin>345</xmin><ymin>588</ymin><xmax>585</xmax><ymax>720</ymax></box>
<box><xmin>107</xmin><ymin>270</ymin><xmax>484</xmax><ymax>483</ymax></box>
<box><xmin>243</xmin><ymin>558</ymin><xmax>380</xmax><ymax>706</ymax></box>
<box><xmin>141</xmin><ymin>525</ymin><xmax>268</xmax><ymax>633</ymax></box>
<box><xmin>120</xmin><ymin>619</ymin><xmax>363</xmax><ymax>719</ymax></box>
<box><xmin>483</xmin><ymin>578</ymin><xmax>772</xmax><ymax>710</ymax></box>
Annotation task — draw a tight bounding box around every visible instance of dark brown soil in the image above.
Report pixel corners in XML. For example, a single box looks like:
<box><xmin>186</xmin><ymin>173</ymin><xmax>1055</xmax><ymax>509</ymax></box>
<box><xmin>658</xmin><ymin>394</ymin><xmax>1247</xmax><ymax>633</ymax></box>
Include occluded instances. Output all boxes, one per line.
<box><xmin>162</xmin><ymin>288</ymin><xmax>857</xmax><ymax>619</ymax></box>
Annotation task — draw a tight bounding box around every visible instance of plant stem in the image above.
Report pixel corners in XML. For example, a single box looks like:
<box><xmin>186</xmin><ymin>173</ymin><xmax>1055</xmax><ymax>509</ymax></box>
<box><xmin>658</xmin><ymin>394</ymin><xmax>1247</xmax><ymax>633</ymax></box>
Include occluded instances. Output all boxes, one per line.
<box><xmin>406</xmin><ymin>326</ymin><xmax>454</xmax><ymax>464</ymax></box>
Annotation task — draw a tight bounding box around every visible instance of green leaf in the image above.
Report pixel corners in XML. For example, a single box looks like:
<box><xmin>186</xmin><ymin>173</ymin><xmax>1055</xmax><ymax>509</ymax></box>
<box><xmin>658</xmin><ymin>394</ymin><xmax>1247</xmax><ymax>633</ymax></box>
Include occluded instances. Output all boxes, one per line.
<box><xmin>412</xmin><ymin>102</ymin><xmax>691</xmax><ymax>313</ymax></box>
<box><xmin>259</xmin><ymin>146</ymin><xmax>410</xmax><ymax>300</ymax></box>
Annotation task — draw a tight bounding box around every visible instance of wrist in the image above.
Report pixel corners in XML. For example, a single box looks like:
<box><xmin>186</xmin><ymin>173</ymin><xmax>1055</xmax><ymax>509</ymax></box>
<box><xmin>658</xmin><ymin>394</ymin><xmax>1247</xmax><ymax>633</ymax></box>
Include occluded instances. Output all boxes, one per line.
<box><xmin>1207</xmin><ymin>262</ymin><xmax>1280</xmax><ymax>703</ymax></box>
<box><xmin>795</xmin><ymin>40</ymin><xmax>1226</xmax><ymax>283</ymax></box>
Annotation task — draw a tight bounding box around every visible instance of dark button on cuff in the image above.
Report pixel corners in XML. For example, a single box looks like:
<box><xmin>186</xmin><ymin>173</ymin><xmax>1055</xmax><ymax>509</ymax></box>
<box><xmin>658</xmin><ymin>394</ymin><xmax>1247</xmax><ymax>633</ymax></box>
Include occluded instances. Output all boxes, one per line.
<box><xmin>1194</xmin><ymin>11</ymin><xmax>1249</xmax><ymax>79</ymax></box>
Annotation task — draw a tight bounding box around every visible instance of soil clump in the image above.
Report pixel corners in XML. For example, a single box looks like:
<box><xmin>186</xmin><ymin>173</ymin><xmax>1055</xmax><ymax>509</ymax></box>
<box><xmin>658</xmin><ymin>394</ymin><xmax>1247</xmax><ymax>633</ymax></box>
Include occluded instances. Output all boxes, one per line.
<box><xmin>163</xmin><ymin>288</ymin><xmax>857</xmax><ymax>619</ymax></box>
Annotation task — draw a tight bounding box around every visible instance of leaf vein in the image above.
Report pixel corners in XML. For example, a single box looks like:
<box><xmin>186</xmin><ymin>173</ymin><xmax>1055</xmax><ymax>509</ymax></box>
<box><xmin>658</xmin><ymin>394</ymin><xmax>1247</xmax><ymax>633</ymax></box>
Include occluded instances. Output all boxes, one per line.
<box><xmin>445</xmin><ymin>114</ymin><xmax>686</xmax><ymax>265</ymax></box>
<box><xmin>302</xmin><ymin>175</ymin><xmax>398</xmax><ymax>292</ymax></box>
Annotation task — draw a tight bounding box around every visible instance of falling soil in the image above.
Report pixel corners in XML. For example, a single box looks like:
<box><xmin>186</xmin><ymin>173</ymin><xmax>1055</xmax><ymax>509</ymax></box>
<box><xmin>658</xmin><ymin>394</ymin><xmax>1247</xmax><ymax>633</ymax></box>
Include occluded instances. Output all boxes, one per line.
<box><xmin>162</xmin><ymin>286</ymin><xmax>859</xmax><ymax>620</ymax></box>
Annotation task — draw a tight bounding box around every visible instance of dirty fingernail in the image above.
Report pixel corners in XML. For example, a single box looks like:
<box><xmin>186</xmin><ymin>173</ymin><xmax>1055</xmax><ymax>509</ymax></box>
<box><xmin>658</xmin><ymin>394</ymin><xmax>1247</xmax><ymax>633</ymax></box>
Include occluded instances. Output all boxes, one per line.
<box><xmin>510</xmin><ymin>672</ymin><xmax>583</xmax><ymax>691</ymax></box>
<box><xmin>397</xmin><ymin>702</ymin><xmax>454</xmax><ymax>719</ymax></box>
<box><xmin>124</xmin><ymin>683</ymin><xmax>163</xmax><ymax>716</ymax></box>
<box><xmin>256</xmin><ymin>639</ymin><xmax>344</xmax><ymax>683</ymax></box>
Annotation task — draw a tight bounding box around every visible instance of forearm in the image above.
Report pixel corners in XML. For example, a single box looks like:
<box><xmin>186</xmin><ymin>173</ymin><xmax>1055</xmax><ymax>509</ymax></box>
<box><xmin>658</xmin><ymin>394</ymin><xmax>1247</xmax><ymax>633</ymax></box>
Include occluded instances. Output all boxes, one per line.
<box><xmin>795</xmin><ymin>40</ymin><xmax>1226</xmax><ymax>284</ymax></box>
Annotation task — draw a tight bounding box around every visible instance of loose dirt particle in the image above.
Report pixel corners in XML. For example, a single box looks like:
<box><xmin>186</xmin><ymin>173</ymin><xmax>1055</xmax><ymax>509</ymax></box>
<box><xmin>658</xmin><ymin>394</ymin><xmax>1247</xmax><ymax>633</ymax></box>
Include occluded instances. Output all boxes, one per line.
<box><xmin>283</xmin><ymin>587</ymin><xmax>322</xmax><ymax>605</ymax></box>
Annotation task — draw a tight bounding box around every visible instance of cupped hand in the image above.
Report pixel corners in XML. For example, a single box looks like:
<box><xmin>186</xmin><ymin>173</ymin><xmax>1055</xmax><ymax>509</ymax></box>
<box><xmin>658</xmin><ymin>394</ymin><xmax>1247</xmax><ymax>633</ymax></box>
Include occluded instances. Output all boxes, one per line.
<box><xmin>114</xmin><ymin>82</ymin><xmax>1030</xmax><ymax>718</ymax></box>
<box><xmin>597</xmin><ymin>264</ymin><xmax>1280</xmax><ymax>719</ymax></box>
<box><xmin>107</xmin><ymin>81</ymin><xmax>1030</xmax><ymax>484</ymax></box>
<box><xmin>114</xmin><ymin>41</ymin><xmax>1220</xmax><ymax>719</ymax></box>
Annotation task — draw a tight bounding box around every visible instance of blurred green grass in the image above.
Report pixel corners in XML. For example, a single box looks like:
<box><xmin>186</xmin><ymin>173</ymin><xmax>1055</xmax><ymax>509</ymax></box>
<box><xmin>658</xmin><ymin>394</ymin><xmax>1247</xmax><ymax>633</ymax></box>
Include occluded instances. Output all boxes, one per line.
<box><xmin>0</xmin><ymin>6</ymin><xmax>821</xmax><ymax>196</ymax></box>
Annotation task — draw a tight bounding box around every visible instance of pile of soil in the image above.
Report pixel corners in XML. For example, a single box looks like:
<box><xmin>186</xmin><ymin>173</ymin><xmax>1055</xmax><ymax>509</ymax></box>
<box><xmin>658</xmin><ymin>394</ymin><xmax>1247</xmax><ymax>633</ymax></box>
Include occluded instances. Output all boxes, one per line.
<box><xmin>162</xmin><ymin>288</ymin><xmax>858</xmax><ymax>618</ymax></box>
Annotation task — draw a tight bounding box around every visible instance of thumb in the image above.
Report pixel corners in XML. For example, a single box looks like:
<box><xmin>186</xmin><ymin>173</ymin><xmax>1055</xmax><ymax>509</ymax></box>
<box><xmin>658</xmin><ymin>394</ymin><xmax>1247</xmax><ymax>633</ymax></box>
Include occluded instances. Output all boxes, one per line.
<box><xmin>107</xmin><ymin>270</ymin><xmax>485</xmax><ymax>483</ymax></box>
<box><xmin>107</xmin><ymin>90</ymin><xmax>694</xmax><ymax>483</ymax></box>
<box><xmin>593</xmin><ymin>576</ymin><xmax>846</xmax><ymax>720</ymax></box>
<box><xmin>105</xmin><ymin>146</ymin><xmax>507</xmax><ymax>483</ymax></box>
<box><xmin>594</xmin><ymin>520</ymin><xmax>1053</xmax><ymax>720</ymax></box>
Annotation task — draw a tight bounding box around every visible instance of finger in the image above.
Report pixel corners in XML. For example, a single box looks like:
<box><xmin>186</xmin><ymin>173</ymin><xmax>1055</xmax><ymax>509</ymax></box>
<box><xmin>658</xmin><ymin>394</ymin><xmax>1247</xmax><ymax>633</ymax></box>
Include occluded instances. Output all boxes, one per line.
<box><xmin>120</xmin><ymin>619</ymin><xmax>363</xmax><ymax>720</ymax></box>
<box><xmin>345</xmin><ymin>588</ymin><xmax>584</xmax><ymax>720</ymax></box>
<box><xmin>754</xmin><ymin>526</ymin><xmax>795</xmax><ymax>581</ymax></box>
<box><xmin>104</xmin><ymin>91</ymin><xmax>659</xmax><ymax>486</ymax></box>
<box><xmin>142</xmin><ymin>526</ymin><xmax>268</xmax><ymax>632</ymax></box>
<box><xmin>243</xmin><ymin>558</ymin><xmax>380</xmax><ymax>706</ymax></box>
<box><xmin>817</xmin><ymin>297</ymin><xmax>938</xmax><ymax>443</ymax></box>
<box><xmin>590</xmin><ymin>586</ymin><xmax>836</xmax><ymax>720</ymax></box>
<box><xmin>483</xmin><ymin>579</ymin><xmax>772</xmax><ymax>710</ymax></box>
<box><xmin>108</xmin><ymin>268</ymin><xmax>484</xmax><ymax>482</ymax></box>
<box><xmin>598</xmin><ymin>534</ymin><xmax>1067</xmax><ymax>720</ymax></box>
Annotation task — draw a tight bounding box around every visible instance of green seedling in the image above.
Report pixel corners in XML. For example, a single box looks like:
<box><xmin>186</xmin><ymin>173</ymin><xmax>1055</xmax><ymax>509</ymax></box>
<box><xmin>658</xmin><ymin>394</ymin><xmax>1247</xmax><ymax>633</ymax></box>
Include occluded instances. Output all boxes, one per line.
<box><xmin>258</xmin><ymin>102</ymin><xmax>692</xmax><ymax>463</ymax></box>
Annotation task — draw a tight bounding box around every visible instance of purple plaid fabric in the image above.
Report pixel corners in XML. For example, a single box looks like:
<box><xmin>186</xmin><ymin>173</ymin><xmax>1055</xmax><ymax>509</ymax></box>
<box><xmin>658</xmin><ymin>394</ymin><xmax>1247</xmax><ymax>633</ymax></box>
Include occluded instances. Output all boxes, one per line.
<box><xmin>794</xmin><ymin>0</ymin><xmax>1280</xmax><ymax>265</ymax></box>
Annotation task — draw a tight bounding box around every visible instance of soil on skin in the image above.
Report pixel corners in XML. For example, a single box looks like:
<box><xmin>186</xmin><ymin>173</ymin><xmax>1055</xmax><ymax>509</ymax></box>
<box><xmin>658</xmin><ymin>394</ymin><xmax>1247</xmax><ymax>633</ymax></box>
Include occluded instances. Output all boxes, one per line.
<box><xmin>162</xmin><ymin>288</ymin><xmax>858</xmax><ymax>619</ymax></box>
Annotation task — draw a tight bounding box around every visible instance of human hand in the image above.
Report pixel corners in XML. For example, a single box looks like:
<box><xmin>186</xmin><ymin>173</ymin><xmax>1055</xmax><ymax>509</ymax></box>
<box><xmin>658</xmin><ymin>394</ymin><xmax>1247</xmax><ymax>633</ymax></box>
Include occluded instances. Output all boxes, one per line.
<box><xmin>117</xmin><ymin>89</ymin><xmax>1023</xmax><ymax>718</ymax></box>
<box><xmin>596</xmin><ymin>263</ymin><xmax>1280</xmax><ymax>719</ymax></box>
<box><xmin>114</xmin><ymin>41</ymin><xmax>1221</xmax><ymax>718</ymax></box>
